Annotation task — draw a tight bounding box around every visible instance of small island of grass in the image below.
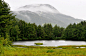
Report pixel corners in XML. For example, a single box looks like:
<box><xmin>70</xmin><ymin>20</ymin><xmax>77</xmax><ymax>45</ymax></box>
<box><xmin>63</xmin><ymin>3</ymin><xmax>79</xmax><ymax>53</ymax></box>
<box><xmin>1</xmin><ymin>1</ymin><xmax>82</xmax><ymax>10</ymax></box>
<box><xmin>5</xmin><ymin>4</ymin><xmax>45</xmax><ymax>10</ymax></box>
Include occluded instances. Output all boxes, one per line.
<box><xmin>34</xmin><ymin>43</ymin><xmax>43</xmax><ymax>45</ymax></box>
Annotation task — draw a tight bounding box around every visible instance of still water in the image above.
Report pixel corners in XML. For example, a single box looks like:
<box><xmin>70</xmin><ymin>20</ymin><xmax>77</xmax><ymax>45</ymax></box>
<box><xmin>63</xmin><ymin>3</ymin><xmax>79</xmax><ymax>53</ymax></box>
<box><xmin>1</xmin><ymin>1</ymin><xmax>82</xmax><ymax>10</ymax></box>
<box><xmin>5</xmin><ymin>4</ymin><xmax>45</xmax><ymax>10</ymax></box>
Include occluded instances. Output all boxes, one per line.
<box><xmin>12</xmin><ymin>40</ymin><xmax>86</xmax><ymax>47</ymax></box>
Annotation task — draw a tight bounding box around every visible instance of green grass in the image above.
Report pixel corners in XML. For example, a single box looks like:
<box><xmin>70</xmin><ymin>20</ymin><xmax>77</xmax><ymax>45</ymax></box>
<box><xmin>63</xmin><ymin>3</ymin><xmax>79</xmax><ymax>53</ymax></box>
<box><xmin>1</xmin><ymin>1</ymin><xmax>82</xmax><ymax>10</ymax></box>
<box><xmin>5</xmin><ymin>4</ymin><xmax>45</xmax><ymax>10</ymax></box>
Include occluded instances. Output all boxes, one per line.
<box><xmin>1</xmin><ymin>45</ymin><xmax>86</xmax><ymax>56</ymax></box>
<box><xmin>1</xmin><ymin>46</ymin><xmax>86</xmax><ymax>56</ymax></box>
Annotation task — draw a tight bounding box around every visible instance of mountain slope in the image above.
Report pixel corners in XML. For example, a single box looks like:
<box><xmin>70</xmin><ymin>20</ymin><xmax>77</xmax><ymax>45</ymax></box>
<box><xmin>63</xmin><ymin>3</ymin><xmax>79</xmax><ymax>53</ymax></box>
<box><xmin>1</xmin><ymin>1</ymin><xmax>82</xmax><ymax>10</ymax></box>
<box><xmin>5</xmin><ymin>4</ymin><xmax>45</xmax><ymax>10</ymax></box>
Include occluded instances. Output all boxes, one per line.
<box><xmin>13</xmin><ymin>4</ymin><xmax>83</xmax><ymax>27</ymax></box>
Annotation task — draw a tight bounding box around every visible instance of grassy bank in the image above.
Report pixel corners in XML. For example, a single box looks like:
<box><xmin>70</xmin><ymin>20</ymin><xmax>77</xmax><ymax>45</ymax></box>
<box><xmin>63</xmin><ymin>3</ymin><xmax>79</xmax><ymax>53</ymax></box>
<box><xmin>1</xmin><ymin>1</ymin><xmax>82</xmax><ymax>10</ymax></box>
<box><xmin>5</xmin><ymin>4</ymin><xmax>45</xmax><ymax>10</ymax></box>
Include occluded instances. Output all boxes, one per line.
<box><xmin>12</xmin><ymin>45</ymin><xmax>86</xmax><ymax>49</ymax></box>
<box><xmin>1</xmin><ymin>45</ymin><xmax>86</xmax><ymax>56</ymax></box>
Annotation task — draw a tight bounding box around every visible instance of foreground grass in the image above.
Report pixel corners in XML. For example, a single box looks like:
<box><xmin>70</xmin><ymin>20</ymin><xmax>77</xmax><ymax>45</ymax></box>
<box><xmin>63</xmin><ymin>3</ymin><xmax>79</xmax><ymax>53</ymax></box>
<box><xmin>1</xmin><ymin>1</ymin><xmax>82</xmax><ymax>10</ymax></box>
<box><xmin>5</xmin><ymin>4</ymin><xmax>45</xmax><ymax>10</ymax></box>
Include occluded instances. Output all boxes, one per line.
<box><xmin>1</xmin><ymin>45</ymin><xmax>86</xmax><ymax>56</ymax></box>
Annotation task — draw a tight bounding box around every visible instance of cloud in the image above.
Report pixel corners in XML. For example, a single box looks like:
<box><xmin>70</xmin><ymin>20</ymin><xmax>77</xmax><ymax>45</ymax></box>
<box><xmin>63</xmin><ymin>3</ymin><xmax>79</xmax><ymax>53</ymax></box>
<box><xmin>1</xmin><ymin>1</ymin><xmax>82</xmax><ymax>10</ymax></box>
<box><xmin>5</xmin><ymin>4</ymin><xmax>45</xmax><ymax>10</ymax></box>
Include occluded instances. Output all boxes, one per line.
<box><xmin>4</xmin><ymin>0</ymin><xmax>86</xmax><ymax>20</ymax></box>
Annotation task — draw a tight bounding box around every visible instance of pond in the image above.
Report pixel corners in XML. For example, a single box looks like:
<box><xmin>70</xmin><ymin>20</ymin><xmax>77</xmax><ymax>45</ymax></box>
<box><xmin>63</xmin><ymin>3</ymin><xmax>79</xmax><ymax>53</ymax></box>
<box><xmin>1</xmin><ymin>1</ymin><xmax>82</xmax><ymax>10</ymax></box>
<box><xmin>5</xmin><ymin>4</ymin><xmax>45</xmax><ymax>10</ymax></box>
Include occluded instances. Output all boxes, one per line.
<box><xmin>12</xmin><ymin>40</ymin><xmax>86</xmax><ymax>47</ymax></box>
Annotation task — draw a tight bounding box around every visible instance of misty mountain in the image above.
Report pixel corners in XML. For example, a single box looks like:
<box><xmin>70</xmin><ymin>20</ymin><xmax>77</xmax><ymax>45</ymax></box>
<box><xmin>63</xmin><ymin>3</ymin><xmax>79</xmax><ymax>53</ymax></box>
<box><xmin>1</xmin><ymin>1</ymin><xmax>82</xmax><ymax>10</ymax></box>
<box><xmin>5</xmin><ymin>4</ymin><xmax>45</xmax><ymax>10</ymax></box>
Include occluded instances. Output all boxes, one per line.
<box><xmin>12</xmin><ymin>4</ymin><xmax>83</xmax><ymax>27</ymax></box>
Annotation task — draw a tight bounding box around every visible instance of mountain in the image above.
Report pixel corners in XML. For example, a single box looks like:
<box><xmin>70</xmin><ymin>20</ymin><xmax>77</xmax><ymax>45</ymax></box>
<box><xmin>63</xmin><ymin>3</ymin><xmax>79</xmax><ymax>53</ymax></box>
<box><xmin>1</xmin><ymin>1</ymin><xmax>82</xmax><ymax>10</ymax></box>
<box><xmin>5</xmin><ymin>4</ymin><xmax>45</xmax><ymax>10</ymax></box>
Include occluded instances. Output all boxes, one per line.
<box><xmin>12</xmin><ymin>4</ymin><xmax>83</xmax><ymax>27</ymax></box>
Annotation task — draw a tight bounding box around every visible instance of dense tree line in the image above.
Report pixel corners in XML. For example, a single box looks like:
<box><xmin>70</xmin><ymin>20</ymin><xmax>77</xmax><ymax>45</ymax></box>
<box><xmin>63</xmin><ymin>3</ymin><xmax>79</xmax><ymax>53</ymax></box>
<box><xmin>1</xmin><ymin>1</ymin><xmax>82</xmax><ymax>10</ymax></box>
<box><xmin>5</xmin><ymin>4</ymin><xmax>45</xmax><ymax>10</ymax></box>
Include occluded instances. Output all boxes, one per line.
<box><xmin>62</xmin><ymin>21</ymin><xmax>86</xmax><ymax>41</ymax></box>
<box><xmin>16</xmin><ymin>21</ymin><xmax>64</xmax><ymax>41</ymax></box>
<box><xmin>1</xmin><ymin>0</ymin><xmax>86</xmax><ymax>44</ymax></box>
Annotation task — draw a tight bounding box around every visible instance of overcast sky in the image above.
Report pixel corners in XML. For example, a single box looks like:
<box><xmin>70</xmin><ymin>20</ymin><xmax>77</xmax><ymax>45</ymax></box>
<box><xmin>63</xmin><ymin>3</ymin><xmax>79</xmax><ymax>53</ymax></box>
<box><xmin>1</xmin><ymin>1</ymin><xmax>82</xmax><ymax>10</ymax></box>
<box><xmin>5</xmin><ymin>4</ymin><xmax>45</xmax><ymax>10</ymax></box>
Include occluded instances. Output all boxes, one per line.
<box><xmin>4</xmin><ymin>0</ymin><xmax>86</xmax><ymax>20</ymax></box>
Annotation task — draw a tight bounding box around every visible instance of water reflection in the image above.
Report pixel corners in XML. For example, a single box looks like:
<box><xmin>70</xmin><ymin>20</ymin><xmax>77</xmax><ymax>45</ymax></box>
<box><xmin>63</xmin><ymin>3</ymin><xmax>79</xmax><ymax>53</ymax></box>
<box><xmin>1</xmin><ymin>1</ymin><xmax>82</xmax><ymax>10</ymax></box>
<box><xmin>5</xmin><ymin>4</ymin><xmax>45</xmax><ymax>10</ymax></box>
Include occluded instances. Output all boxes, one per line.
<box><xmin>12</xmin><ymin>40</ymin><xmax>86</xmax><ymax>46</ymax></box>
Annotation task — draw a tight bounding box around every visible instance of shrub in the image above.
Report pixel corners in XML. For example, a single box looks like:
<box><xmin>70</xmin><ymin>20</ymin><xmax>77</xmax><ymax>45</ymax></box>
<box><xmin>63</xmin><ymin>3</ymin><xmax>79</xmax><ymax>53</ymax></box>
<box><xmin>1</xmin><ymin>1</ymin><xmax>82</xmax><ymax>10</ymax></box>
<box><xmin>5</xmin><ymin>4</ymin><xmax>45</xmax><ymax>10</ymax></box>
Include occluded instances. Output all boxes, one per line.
<box><xmin>34</xmin><ymin>43</ymin><xmax>43</xmax><ymax>45</ymax></box>
<box><xmin>46</xmin><ymin>50</ymin><xmax>54</xmax><ymax>53</ymax></box>
<box><xmin>0</xmin><ymin>33</ymin><xmax>12</xmax><ymax>46</ymax></box>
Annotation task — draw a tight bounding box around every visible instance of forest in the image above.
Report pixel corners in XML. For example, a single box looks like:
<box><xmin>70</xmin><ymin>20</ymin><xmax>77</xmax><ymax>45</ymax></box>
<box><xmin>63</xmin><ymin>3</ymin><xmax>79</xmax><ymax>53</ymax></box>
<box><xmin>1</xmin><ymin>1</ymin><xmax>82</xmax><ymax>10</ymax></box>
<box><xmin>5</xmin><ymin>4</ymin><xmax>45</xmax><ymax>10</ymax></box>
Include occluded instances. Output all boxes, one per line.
<box><xmin>0</xmin><ymin>0</ymin><xmax>86</xmax><ymax>46</ymax></box>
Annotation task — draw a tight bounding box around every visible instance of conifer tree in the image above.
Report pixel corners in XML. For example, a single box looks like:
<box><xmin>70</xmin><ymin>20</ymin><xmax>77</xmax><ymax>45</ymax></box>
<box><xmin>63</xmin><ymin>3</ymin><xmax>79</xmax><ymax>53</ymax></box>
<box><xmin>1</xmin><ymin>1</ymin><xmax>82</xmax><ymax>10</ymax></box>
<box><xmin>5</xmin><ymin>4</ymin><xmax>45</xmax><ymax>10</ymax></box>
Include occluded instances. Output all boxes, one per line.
<box><xmin>0</xmin><ymin>0</ymin><xmax>15</xmax><ymax>38</ymax></box>
<box><xmin>37</xmin><ymin>25</ymin><xmax>46</xmax><ymax>39</ymax></box>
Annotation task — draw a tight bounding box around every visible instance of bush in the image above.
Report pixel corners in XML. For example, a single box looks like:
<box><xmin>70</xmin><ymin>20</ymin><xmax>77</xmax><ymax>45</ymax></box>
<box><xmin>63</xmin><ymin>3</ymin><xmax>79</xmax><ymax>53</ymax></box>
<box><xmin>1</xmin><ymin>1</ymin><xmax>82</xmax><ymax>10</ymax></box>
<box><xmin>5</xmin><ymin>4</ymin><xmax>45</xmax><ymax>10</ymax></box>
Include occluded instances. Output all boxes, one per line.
<box><xmin>0</xmin><ymin>34</ymin><xmax>12</xmax><ymax>46</ymax></box>
<box><xmin>46</xmin><ymin>50</ymin><xmax>54</xmax><ymax>53</ymax></box>
<box><xmin>34</xmin><ymin>43</ymin><xmax>43</xmax><ymax>45</ymax></box>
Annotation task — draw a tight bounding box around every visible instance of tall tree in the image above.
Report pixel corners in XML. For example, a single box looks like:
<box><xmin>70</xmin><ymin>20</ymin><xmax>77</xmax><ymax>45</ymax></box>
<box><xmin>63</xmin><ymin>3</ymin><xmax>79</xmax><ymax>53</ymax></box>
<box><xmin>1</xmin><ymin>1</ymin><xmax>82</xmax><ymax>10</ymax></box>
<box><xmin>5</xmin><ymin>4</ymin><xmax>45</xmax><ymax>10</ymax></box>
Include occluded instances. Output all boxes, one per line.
<box><xmin>27</xmin><ymin>23</ymin><xmax>36</xmax><ymax>40</ymax></box>
<box><xmin>10</xmin><ymin>25</ymin><xmax>20</xmax><ymax>41</ymax></box>
<box><xmin>43</xmin><ymin>23</ymin><xmax>53</xmax><ymax>39</ymax></box>
<box><xmin>18</xmin><ymin>20</ymin><xmax>27</xmax><ymax>40</ymax></box>
<box><xmin>37</xmin><ymin>25</ymin><xmax>46</xmax><ymax>39</ymax></box>
<box><xmin>0</xmin><ymin>0</ymin><xmax>15</xmax><ymax>38</ymax></box>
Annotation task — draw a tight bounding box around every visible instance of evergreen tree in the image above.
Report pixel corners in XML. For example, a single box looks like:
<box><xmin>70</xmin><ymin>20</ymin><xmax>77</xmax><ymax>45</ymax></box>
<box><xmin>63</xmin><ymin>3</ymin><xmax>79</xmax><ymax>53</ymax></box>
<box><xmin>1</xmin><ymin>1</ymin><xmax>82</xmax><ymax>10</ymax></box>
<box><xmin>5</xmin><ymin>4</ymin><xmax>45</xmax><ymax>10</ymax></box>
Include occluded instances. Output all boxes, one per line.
<box><xmin>18</xmin><ymin>20</ymin><xmax>26</xmax><ymax>40</ymax></box>
<box><xmin>37</xmin><ymin>25</ymin><xmax>46</xmax><ymax>39</ymax></box>
<box><xmin>32</xmin><ymin>23</ymin><xmax>38</xmax><ymax>38</ymax></box>
<box><xmin>27</xmin><ymin>23</ymin><xmax>36</xmax><ymax>40</ymax></box>
<box><xmin>0</xmin><ymin>0</ymin><xmax>16</xmax><ymax>41</ymax></box>
<box><xmin>43</xmin><ymin>23</ymin><xmax>53</xmax><ymax>39</ymax></box>
<box><xmin>10</xmin><ymin>25</ymin><xmax>20</xmax><ymax>41</ymax></box>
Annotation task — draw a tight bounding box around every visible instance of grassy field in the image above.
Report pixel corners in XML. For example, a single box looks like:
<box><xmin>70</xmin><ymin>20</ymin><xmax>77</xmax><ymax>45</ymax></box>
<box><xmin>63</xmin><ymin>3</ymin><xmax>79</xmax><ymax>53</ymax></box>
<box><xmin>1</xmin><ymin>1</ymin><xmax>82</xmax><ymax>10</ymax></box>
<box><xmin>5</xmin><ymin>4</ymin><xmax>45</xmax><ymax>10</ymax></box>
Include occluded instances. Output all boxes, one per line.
<box><xmin>1</xmin><ymin>45</ymin><xmax>86</xmax><ymax>56</ymax></box>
